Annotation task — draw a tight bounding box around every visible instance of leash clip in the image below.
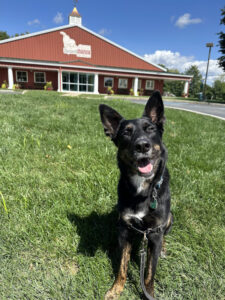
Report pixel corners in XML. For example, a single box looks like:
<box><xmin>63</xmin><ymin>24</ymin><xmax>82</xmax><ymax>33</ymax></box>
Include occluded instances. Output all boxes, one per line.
<box><xmin>140</xmin><ymin>231</ymin><xmax>148</xmax><ymax>254</ymax></box>
<box><xmin>143</xmin><ymin>231</ymin><xmax>147</xmax><ymax>242</ymax></box>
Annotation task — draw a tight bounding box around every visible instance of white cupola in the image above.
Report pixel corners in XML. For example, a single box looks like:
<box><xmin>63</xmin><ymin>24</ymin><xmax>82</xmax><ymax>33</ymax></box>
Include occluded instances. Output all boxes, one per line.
<box><xmin>69</xmin><ymin>6</ymin><xmax>82</xmax><ymax>26</ymax></box>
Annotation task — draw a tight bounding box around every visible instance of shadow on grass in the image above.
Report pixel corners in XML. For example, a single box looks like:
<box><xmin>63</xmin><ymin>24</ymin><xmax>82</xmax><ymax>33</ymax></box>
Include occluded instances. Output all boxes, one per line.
<box><xmin>67</xmin><ymin>209</ymin><xmax>119</xmax><ymax>273</ymax></box>
<box><xmin>67</xmin><ymin>209</ymin><xmax>143</xmax><ymax>298</ymax></box>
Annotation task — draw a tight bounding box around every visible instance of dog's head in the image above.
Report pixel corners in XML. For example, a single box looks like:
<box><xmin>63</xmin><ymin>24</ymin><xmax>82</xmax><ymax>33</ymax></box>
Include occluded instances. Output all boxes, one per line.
<box><xmin>99</xmin><ymin>91</ymin><xmax>167</xmax><ymax>179</ymax></box>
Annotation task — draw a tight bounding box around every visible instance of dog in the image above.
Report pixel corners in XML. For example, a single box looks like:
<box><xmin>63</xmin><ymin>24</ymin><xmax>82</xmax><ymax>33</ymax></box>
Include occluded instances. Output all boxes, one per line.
<box><xmin>99</xmin><ymin>91</ymin><xmax>173</xmax><ymax>300</ymax></box>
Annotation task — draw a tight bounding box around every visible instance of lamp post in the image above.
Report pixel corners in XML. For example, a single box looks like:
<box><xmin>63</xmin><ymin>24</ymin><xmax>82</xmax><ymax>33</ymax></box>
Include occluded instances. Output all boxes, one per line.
<box><xmin>203</xmin><ymin>43</ymin><xmax>213</xmax><ymax>101</ymax></box>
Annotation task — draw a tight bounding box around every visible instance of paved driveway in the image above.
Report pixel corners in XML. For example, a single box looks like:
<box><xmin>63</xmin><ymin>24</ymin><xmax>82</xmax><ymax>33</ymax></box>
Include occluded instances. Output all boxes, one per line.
<box><xmin>129</xmin><ymin>99</ymin><xmax>225</xmax><ymax>120</ymax></box>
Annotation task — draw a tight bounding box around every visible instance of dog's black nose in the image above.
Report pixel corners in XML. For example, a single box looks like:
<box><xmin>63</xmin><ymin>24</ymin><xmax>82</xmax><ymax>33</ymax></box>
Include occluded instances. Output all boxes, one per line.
<box><xmin>135</xmin><ymin>140</ymin><xmax>150</xmax><ymax>153</ymax></box>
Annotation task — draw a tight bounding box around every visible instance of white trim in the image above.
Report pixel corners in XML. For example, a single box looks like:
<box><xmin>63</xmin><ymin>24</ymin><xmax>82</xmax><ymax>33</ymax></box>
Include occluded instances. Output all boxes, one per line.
<box><xmin>0</xmin><ymin>24</ymin><xmax>79</xmax><ymax>44</ymax></box>
<box><xmin>94</xmin><ymin>73</ymin><xmax>99</xmax><ymax>94</ymax></box>
<box><xmin>183</xmin><ymin>80</ymin><xmax>189</xmax><ymax>95</ymax></box>
<box><xmin>133</xmin><ymin>77</ymin><xmax>138</xmax><ymax>96</ymax></box>
<box><xmin>0</xmin><ymin>58</ymin><xmax>193</xmax><ymax>80</ymax></box>
<box><xmin>104</xmin><ymin>77</ymin><xmax>114</xmax><ymax>88</ymax></box>
<box><xmin>0</xmin><ymin>62</ymin><xmax>193</xmax><ymax>84</ymax></box>
<box><xmin>34</xmin><ymin>71</ymin><xmax>46</xmax><ymax>83</ymax></box>
<box><xmin>16</xmin><ymin>70</ymin><xmax>28</xmax><ymax>82</ymax></box>
<box><xmin>0</xmin><ymin>64</ymin><xmax>59</xmax><ymax>72</ymax></box>
<box><xmin>0</xmin><ymin>24</ymin><xmax>166</xmax><ymax>72</ymax></box>
<box><xmin>57</xmin><ymin>70</ymin><xmax>61</xmax><ymax>92</ymax></box>
<box><xmin>8</xmin><ymin>67</ymin><xmax>14</xmax><ymax>89</ymax></box>
<box><xmin>118</xmin><ymin>78</ymin><xmax>128</xmax><ymax>89</ymax></box>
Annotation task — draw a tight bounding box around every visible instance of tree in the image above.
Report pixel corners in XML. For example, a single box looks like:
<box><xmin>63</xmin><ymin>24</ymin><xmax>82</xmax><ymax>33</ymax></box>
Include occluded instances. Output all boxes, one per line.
<box><xmin>0</xmin><ymin>30</ymin><xmax>30</xmax><ymax>41</ymax></box>
<box><xmin>0</xmin><ymin>31</ymin><xmax>10</xmax><ymax>40</ymax></box>
<box><xmin>213</xmin><ymin>75</ymin><xmax>225</xmax><ymax>100</ymax></box>
<box><xmin>218</xmin><ymin>7</ymin><xmax>225</xmax><ymax>72</ymax></box>
<box><xmin>13</xmin><ymin>32</ymin><xmax>29</xmax><ymax>37</ymax></box>
<box><xmin>185</xmin><ymin>65</ymin><xmax>202</xmax><ymax>97</ymax></box>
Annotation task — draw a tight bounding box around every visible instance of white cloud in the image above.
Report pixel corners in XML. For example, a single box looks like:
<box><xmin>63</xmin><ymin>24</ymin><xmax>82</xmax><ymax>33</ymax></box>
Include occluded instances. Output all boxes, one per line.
<box><xmin>53</xmin><ymin>12</ymin><xmax>64</xmax><ymax>24</ymax></box>
<box><xmin>98</xmin><ymin>28</ymin><xmax>111</xmax><ymax>36</ymax></box>
<box><xmin>27</xmin><ymin>19</ymin><xmax>40</xmax><ymax>26</ymax></box>
<box><xmin>175</xmin><ymin>13</ymin><xmax>202</xmax><ymax>28</ymax></box>
<box><xmin>144</xmin><ymin>50</ymin><xmax>224</xmax><ymax>85</ymax></box>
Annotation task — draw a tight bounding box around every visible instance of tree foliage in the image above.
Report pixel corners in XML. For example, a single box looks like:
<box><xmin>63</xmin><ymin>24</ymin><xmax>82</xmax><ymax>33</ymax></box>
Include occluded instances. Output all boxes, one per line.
<box><xmin>0</xmin><ymin>31</ymin><xmax>10</xmax><ymax>40</ymax></box>
<box><xmin>0</xmin><ymin>30</ymin><xmax>30</xmax><ymax>41</ymax></box>
<box><xmin>184</xmin><ymin>65</ymin><xmax>203</xmax><ymax>97</ymax></box>
<box><xmin>218</xmin><ymin>7</ymin><xmax>225</xmax><ymax>72</ymax></box>
<box><xmin>213</xmin><ymin>75</ymin><xmax>225</xmax><ymax>100</ymax></box>
<box><xmin>163</xmin><ymin>68</ymin><xmax>184</xmax><ymax>97</ymax></box>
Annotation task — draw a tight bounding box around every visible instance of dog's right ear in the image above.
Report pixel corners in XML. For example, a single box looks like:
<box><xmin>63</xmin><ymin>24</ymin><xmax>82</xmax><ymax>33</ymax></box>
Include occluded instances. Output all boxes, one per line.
<box><xmin>99</xmin><ymin>104</ymin><xmax>124</xmax><ymax>140</ymax></box>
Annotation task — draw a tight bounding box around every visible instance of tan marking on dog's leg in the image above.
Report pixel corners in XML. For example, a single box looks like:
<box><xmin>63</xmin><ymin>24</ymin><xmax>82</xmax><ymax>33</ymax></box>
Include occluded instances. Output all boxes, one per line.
<box><xmin>105</xmin><ymin>243</ymin><xmax>131</xmax><ymax>300</ymax></box>
<box><xmin>144</xmin><ymin>247</ymin><xmax>155</xmax><ymax>297</ymax></box>
<box><xmin>167</xmin><ymin>213</ymin><xmax>172</xmax><ymax>229</ymax></box>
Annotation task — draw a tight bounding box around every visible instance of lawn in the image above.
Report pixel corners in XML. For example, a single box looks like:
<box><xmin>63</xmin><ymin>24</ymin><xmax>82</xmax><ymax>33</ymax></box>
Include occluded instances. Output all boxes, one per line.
<box><xmin>0</xmin><ymin>91</ymin><xmax>224</xmax><ymax>300</ymax></box>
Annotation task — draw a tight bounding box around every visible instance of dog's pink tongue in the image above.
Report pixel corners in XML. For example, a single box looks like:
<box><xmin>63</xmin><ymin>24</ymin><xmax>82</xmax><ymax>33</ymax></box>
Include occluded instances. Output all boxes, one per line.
<box><xmin>138</xmin><ymin>163</ymin><xmax>153</xmax><ymax>174</ymax></box>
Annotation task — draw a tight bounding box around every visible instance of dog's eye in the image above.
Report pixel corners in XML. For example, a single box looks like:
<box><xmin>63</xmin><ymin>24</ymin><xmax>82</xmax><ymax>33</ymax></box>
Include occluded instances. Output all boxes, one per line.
<box><xmin>123</xmin><ymin>127</ymin><xmax>133</xmax><ymax>136</ymax></box>
<box><xmin>143</xmin><ymin>124</ymin><xmax>155</xmax><ymax>133</ymax></box>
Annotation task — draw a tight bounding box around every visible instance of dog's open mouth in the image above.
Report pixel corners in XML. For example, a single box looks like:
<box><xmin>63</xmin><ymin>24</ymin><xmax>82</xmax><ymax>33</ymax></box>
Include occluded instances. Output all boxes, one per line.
<box><xmin>137</xmin><ymin>158</ymin><xmax>154</xmax><ymax>176</ymax></box>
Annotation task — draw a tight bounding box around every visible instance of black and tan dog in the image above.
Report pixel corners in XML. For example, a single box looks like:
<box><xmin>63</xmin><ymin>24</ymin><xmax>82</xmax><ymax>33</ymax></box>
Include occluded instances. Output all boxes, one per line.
<box><xmin>99</xmin><ymin>91</ymin><xmax>173</xmax><ymax>300</ymax></box>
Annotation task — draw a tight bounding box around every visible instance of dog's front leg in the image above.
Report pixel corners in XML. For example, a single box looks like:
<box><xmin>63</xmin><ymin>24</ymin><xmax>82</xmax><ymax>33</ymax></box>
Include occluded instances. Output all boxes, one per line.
<box><xmin>105</xmin><ymin>241</ymin><xmax>132</xmax><ymax>300</ymax></box>
<box><xmin>144</xmin><ymin>235</ymin><xmax>163</xmax><ymax>298</ymax></box>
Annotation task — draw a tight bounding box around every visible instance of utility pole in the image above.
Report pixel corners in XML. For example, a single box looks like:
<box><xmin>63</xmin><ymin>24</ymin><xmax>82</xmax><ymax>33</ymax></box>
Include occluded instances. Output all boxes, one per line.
<box><xmin>203</xmin><ymin>43</ymin><xmax>213</xmax><ymax>101</ymax></box>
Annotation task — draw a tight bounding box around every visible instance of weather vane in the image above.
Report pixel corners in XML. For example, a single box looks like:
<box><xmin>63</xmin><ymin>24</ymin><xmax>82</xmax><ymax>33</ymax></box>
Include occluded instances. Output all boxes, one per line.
<box><xmin>73</xmin><ymin>0</ymin><xmax>78</xmax><ymax>7</ymax></box>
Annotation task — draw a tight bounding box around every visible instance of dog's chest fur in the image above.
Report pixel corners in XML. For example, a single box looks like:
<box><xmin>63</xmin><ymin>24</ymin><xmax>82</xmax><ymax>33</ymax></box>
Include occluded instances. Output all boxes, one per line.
<box><xmin>130</xmin><ymin>174</ymin><xmax>153</xmax><ymax>195</ymax></box>
<box><xmin>122</xmin><ymin>174</ymin><xmax>151</xmax><ymax>223</ymax></box>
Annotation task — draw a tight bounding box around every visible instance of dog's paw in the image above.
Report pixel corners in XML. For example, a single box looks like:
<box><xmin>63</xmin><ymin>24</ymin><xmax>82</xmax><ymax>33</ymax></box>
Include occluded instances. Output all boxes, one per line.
<box><xmin>104</xmin><ymin>287</ymin><xmax>121</xmax><ymax>300</ymax></box>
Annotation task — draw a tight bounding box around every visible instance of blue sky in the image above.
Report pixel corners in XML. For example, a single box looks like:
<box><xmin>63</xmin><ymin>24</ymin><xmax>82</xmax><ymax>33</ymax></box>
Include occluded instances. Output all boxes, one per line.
<box><xmin>0</xmin><ymin>0</ymin><xmax>224</xmax><ymax>84</ymax></box>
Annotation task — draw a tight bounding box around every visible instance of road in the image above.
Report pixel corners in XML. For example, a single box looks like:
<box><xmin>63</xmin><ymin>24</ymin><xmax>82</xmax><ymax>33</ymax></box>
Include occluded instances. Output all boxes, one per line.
<box><xmin>129</xmin><ymin>99</ymin><xmax>225</xmax><ymax>120</ymax></box>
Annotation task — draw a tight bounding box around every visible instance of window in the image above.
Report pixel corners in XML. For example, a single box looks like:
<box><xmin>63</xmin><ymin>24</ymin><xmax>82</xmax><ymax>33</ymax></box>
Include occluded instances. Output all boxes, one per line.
<box><xmin>34</xmin><ymin>72</ymin><xmax>46</xmax><ymax>83</ymax></box>
<box><xmin>16</xmin><ymin>71</ymin><xmax>28</xmax><ymax>82</ymax></box>
<box><xmin>145</xmin><ymin>80</ymin><xmax>155</xmax><ymax>90</ymax></box>
<box><xmin>62</xmin><ymin>72</ymin><xmax>94</xmax><ymax>92</ymax></box>
<box><xmin>138</xmin><ymin>79</ymin><xmax>142</xmax><ymax>90</ymax></box>
<box><xmin>104</xmin><ymin>77</ymin><xmax>114</xmax><ymax>88</ymax></box>
<box><xmin>118</xmin><ymin>78</ymin><xmax>128</xmax><ymax>89</ymax></box>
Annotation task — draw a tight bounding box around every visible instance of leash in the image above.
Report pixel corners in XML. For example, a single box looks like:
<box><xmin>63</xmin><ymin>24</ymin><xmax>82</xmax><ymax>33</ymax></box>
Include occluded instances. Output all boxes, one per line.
<box><xmin>140</xmin><ymin>232</ymin><xmax>155</xmax><ymax>300</ymax></box>
<box><xmin>130</xmin><ymin>177</ymin><xmax>165</xmax><ymax>300</ymax></box>
<box><xmin>129</xmin><ymin>222</ymin><xmax>166</xmax><ymax>300</ymax></box>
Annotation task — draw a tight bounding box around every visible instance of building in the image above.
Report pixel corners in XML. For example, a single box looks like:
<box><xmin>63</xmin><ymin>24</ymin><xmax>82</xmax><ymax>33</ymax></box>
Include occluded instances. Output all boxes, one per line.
<box><xmin>0</xmin><ymin>6</ymin><xmax>192</xmax><ymax>96</ymax></box>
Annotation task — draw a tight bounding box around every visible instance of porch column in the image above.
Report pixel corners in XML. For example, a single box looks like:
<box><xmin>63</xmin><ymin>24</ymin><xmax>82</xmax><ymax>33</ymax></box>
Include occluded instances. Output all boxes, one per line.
<box><xmin>8</xmin><ymin>67</ymin><xmax>14</xmax><ymax>89</ymax></box>
<box><xmin>94</xmin><ymin>73</ymin><xmax>99</xmax><ymax>94</ymax></box>
<box><xmin>134</xmin><ymin>77</ymin><xmax>138</xmax><ymax>96</ymax></box>
<box><xmin>183</xmin><ymin>81</ymin><xmax>189</xmax><ymax>97</ymax></box>
<box><xmin>57</xmin><ymin>69</ymin><xmax>61</xmax><ymax>92</ymax></box>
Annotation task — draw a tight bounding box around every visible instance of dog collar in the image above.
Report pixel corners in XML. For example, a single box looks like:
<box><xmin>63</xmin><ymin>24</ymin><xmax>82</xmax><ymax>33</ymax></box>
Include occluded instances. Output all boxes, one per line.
<box><xmin>150</xmin><ymin>176</ymin><xmax>163</xmax><ymax>209</ymax></box>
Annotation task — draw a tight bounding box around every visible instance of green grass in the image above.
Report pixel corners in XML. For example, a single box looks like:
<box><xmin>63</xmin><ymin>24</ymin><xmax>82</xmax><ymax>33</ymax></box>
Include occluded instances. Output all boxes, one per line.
<box><xmin>0</xmin><ymin>91</ymin><xmax>224</xmax><ymax>300</ymax></box>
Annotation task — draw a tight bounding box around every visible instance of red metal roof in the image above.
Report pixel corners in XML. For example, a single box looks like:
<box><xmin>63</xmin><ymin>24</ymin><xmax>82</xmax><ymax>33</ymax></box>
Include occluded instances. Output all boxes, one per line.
<box><xmin>0</xmin><ymin>25</ymin><xmax>163</xmax><ymax>72</ymax></box>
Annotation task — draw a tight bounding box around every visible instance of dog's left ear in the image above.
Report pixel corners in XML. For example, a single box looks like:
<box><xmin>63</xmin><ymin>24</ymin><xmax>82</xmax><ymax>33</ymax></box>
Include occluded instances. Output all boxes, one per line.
<box><xmin>142</xmin><ymin>90</ymin><xmax>165</xmax><ymax>124</ymax></box>
<box><xmin>99</xmin><ymin>104</ymin><xmax>124</xmax><ymax>140</ymax></box>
